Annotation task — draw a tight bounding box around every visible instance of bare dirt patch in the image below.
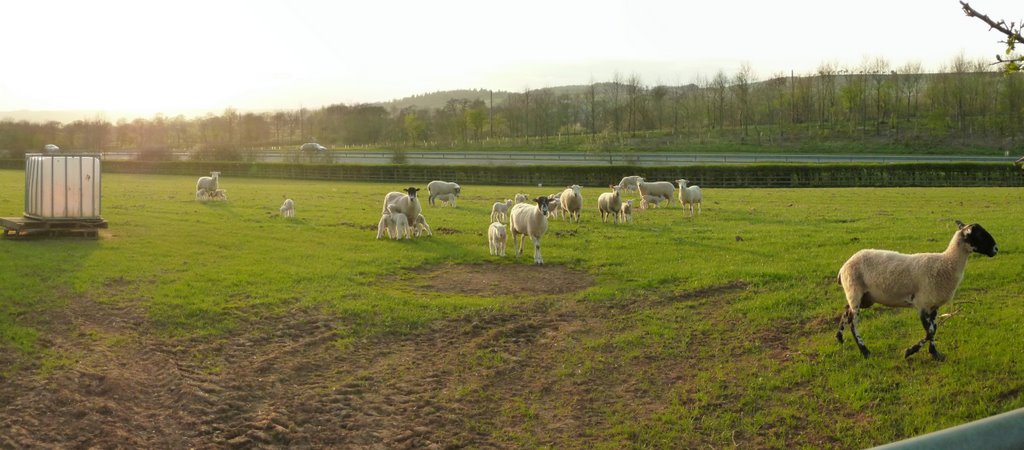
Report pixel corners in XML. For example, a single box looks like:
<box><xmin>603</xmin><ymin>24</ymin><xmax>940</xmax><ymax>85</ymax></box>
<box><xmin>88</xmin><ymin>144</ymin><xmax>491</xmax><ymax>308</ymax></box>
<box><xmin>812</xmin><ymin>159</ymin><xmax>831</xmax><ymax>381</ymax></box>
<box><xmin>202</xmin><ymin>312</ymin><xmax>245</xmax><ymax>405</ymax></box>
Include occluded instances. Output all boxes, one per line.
<box><xmin>410</xmin><ymin>262</ymin><xmax>594</xmax><ymax>296</ymax></box>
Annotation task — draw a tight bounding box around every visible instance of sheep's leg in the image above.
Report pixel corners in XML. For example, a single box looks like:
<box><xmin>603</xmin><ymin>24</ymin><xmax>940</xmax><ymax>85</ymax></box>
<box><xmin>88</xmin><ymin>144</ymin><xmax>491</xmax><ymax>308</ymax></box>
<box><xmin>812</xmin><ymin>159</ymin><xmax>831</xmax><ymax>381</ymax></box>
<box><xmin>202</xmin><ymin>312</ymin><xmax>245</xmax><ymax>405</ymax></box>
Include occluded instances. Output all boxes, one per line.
<box><xmin>531</xmin><ymin>236</ymin><xmax>543</xmax><ymax>265</ymax></box>
<box><xmin>836</xmin><ymin>307</ymin><xmax>849</xmax><ymax>343</ymax></box>
<box><xmin>905</xmin><ymin>309</ymin><xmax>944</xmax><ymax>361</ymax></box>
<box><xmin>847</xmin><ymin>307</ymin><xmax>870</xmax><ymax>358</ymax></box>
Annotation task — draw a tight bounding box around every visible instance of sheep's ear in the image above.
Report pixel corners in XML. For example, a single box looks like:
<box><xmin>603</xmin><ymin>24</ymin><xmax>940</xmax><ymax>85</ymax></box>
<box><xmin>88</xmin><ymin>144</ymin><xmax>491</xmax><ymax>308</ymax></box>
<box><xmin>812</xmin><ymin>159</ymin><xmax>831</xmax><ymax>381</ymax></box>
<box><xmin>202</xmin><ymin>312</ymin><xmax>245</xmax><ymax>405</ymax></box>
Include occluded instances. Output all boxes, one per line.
<box><xmin>956</xmin><ymin>220</ymin><xmax>966</xmax><ymax>230</ymax></box>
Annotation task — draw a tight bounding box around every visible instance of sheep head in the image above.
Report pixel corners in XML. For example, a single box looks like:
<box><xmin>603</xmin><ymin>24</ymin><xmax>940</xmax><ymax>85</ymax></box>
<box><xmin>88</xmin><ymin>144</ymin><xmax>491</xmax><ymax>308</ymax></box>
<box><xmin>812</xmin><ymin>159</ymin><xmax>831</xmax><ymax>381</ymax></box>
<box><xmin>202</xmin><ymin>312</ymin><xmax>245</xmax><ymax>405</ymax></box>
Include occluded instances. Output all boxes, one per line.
<box><xmin>958</xmin><ymin>221</ymin><xmax>998</xmax><ymax>257</ymax></box>
<box><xmin>404</xmin><ymin>187</ymin><xmax>420</xmax><ymax>200</ymax></box>
<box><xmin>534</xmin><ymin>196</ymin><xmax>552</xmax><ymax>216</ymax></box>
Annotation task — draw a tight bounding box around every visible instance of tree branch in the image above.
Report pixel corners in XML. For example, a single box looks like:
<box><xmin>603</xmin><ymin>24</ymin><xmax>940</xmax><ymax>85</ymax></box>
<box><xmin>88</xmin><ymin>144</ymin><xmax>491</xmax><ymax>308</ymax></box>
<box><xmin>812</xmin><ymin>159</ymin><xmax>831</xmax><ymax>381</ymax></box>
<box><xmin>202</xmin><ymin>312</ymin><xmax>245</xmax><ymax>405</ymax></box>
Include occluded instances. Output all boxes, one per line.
<box><xmin>961</xmin><ymin>1</ymin><xmax>1024</xmax><ymax>45</ymax></box>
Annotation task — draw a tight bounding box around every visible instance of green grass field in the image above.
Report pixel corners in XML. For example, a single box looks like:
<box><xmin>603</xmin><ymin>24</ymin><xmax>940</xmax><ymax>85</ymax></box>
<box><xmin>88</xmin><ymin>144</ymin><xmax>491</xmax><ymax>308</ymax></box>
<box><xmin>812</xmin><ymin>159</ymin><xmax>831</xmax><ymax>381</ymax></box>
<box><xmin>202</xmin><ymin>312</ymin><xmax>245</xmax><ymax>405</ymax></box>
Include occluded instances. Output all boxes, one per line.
<box><xmin>1</xmin><ymin>169</ymin><xmax>1022</xmax><ymax>448</ymax></box>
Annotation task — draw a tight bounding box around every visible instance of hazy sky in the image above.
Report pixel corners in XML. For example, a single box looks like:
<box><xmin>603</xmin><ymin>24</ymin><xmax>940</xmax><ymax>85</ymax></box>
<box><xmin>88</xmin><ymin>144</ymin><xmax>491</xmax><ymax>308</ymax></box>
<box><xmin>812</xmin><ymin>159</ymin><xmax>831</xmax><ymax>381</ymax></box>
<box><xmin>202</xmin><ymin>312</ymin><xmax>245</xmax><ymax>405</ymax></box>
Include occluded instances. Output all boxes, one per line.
<box><xmin>1</xmin><ymin>0</ymin><xmax>1020</xmax><ymax>118</ymax></box>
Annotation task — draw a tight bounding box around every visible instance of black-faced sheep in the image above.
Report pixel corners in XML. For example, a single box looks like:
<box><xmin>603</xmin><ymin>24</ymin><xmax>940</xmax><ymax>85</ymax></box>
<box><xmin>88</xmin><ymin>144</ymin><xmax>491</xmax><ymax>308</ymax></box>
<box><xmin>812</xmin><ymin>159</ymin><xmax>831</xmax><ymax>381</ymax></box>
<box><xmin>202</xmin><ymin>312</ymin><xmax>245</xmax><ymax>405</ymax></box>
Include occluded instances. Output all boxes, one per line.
<box><xmin>836</xmin><ymin>220</ymin><xmax>998</xmax><ymax>360</ymax></box>
<box><xmin>382</xmin><ymin>187</ymin><xmax>422</xmax><ymax>225</ymax></box>
<box><xmin>509</xmin><ymin>196</ymin><xmax>553</xmax><ymax>265</ymax></box>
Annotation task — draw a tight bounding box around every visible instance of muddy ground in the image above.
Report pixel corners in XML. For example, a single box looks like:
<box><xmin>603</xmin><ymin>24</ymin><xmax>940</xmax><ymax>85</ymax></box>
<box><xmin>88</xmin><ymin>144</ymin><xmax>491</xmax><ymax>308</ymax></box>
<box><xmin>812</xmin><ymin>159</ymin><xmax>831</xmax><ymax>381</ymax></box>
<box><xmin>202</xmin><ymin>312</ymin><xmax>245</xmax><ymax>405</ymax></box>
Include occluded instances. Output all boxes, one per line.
<box><xmin>0</xmin><ymin>263</ymin><xmax>820</xmax><ymax>448</ymax></box>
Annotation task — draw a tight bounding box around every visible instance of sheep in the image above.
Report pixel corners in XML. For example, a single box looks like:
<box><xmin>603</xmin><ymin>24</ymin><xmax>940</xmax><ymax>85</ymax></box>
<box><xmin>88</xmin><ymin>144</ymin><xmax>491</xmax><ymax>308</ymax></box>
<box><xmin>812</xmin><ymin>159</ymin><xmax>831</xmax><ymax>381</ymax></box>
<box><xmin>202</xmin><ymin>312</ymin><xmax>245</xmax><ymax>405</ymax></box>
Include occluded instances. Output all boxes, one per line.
<box><xmin>488</xmin><ymin>222</ymin><xmax>507</xmax><ymax>257</ymax></box>
<box><xmin>426</xmin><ymin>180</ymin><xmax>461</xmax><ymax>207</ymax></box>
<box><xmin>209</xmin><ymin>189</ymin><xmax>227</xmax><ymax>201</ymax></box>
<box><xmin>196</xmin><ymin>188</ymin><xmax>209</xmax><ymax>201</ymax></box>
<box><xmin>545</xmin><ymin>194</ymin><xmax>562</xmax><ymax>219</ymax></box>
<box><xmin>639</xmin><ymin>194</ymin><xmax>665</xmax><ymax>210</ymax></box>
<box><xmin>280</xmin><ymin>198</ymin><xmax>295</xmax><ymax>218</ymax></box>
<box><xmin>375</xmin><ymin>211</ymin><xmax>409</xmax><ymax>240</ymax></box>
<box><xmin>597</xmin><ymin>185</ymin><xmax>623</xmax><ymax>224</ymax></box>
<box><xmin>382</xmin><ymin>187</ymin><xmax>422</xmax><ymax>228</ymax></box>
<box><xmin>558</xmin><ymin>185</ymin><xmax>583</xmax><ymax>223</ymax></box>
<box><xmin>434</xmin><ymin>192</ymin><xmax>458</xmax><ymax>208</ymax></box>
<box><xmin>617</xmin><ymin>175</ymin><xmax>643</xmax><ymax>193</ymax></box>
<box><xmin>835</xmin><ymin>220</ymin><xmax>998</xmax><ymax>360</ymax></box>
<box><xmin>514</xmin><ymin>193</ymin><xmax>529</xmax><ymax>204</ymax></box>
<box><xmin>619</xmin><ymin>199</ymin><xmax>634</xmax><ymax>224</ymax></box>
<box><xmin>196</xmin><ymin>171</ymin><xmax>221</xmax><ymax>194</ymax></box>
<box><xmin>676</xmin><ymin>179</ymin><xmax>703</xmax><ymax>217</ymax></box>
<box><xmin>636</xmin><ymin>177</ymin><xmax>675</xmax><ymax>207</ymax></box>
<box><xmin>509</xmin><ymin>196</ymin><xmax>553</xmax><ymax>265</ymax></box>
<box><xmin>412</xmin><ymin>213</ymin><xmax>432</xmax><ymax>237</ymax></box>
<box><xmin>490</xmin><ymin>199</ymin><xmax>514</xmax><ymax>223</ymax></box>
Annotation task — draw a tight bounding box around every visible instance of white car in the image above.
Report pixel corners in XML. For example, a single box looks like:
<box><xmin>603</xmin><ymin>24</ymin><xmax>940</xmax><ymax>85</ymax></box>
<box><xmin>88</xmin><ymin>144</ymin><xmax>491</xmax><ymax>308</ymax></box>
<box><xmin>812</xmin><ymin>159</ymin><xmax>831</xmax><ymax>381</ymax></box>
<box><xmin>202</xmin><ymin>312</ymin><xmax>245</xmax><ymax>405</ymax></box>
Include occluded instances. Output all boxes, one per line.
<box><xmin>299</xmin><ymin>142</ymin><xmax>327</xmax><ymax>152</ymax></box>
<box><xmin>43</xmin><ymin>144</ymin><xmax>60</xmax><ymax>153</ymax></box>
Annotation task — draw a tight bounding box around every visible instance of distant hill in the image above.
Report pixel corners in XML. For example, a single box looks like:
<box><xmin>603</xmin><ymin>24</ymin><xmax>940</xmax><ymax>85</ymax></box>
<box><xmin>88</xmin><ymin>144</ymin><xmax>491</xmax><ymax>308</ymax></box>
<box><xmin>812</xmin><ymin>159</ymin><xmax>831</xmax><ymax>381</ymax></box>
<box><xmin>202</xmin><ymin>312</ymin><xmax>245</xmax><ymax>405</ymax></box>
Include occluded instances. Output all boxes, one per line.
<box><xmin>374</xmin><ymin>83</ymin><xmax>701</xmax><ymax>111</ymax></box>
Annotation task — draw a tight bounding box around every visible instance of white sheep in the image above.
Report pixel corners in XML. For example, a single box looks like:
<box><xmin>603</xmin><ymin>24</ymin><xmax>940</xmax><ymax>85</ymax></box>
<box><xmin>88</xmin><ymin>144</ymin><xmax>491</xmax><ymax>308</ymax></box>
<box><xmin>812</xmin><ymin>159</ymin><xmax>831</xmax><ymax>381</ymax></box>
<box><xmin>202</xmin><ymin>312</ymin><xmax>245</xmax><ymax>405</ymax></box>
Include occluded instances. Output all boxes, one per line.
<box><xmin>426</xmin><ymin>180</ymin><xmax>461</xmax><ymax>207</ymax></box>
<box><xmin>558</xmin><ymin>185</ymin><xmax>583</xmax><ymax>223</ymax></box>
<box><xmin>209</xmin><ymin>189</ymin><xmax>227</xmax><ymax>201</ymax></box>
<box><xmin>617</xmin><ymin>175</ymin><xmax>643</xmax><ymax>193</ymax></box>
<box><xmin>196</xmin><ymin>171</ymin><xmax>221</xmax><ymax>194</ymax></box>
<box><xmin>375</xmin><ymin>211</ymin><xmax>409</xmax><ymax>240</ymax></box>
<box><xmin>545</xmin><ymin>194</ymin><xmax>562</xmax><ymax>219</ymax></box>
<box><xmin>619</xmin><ymin>199</ymin><xmax>634</xmax><ymax>224</ymax></box>
<box><xmin>488</xmin><ymin>222</ymin><xmax>507</xmax><ymax>257</ymax></box>
<box><xmin>514</xmin><ymin>193</ymin><xmax>529</xmax><ymax>204</ymax></box>
<box><xmin>509</xmin><ymin>196</ymin><xmax>553</xmax><ymax>265</ymax></box>
<box><xmin>490</xmin><ymin>199</ymin><xmax>514</xmax><ymax>223</ymax></box>
<box><xmin>413</xmin><ymin>213</ymin><xmax>432</xmax><ymax>237</ymax></box>
<box><xmin>382</xmin><ymin>187</ymin><xmax>422</xmax><ymax>228</ymax></box>
<box><xmin>676</xmin><ymin>179</ymin><xmax>703</xmax><ymax>217</ymax></box>
<box><xmin>376</xmin><ymin>212</ymin><xmax>394</xmax><ymax>240</ymax></box>
<box><xmin>196</xmin><ymin>188</ymin><xmax>209</xmax><ymax>201</ymax></box>
<box><xmin>280</xmin><ymin>198</ymin><xmax>295</xmax><ymax>218</ymax></box>
<box><xmin>836</xmin><ymin>220</ymin><xmax>998</xmax><ymax>360</ymax></box>
<box><xmin>597</xmin><ymin>185</ymin><xmax>623</xmax><ymax>224</ymax></box>
<box><xmin>434</xmin><ymin>192</ymin><xmax>458</xmax><ymax>208</ymax></box>
<box><xmin>636</xmin><ymin>178</ymin><xmax>675</xmax><ymax>207</ymax></box>
<box><xmin>639</xmin><ymin>194</ymin><xmax>665</xmax><ymax>210</ymax></box>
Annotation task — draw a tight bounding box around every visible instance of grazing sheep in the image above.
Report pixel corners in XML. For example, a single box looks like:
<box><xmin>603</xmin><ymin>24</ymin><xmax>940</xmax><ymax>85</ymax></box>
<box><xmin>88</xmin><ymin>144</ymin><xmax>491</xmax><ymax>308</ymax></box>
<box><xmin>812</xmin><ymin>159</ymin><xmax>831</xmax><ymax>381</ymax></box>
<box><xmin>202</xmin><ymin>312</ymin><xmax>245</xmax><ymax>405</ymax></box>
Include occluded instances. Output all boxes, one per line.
<box><xmin>490</xmin><ymin>199</ymin><xmax>514</xmax><ymax>223</ymax></box>
<box><xmin>413</xmin><ymin>214</ymin><xmax>432</xmax><ymax>237</ymax></box>
<box><xmin>597</xmin><ymin>185</ymin><xmax>624</xmax><ymax>224</ymax></box>
<box><xmin>509</xmin><ymin>196</ymin><xmax>553</xmax><ymax>265</ymax></box>
<box><xmin>434</xmin><ymin>192</ymin><xmax>458</xmax><ymax>208</ymax></box>
<box><xmin>636</xmin><ymin>178</ymin><xmax>675</xmax><ymax>207</ymax></box>
<box><xmin>280</xmin><ymin>198</ymin><xmax>295</xmax><ymax>218</ymax></box>
<box><xmin>196</xmin><ymin>171</ymin><xmax>221</xmax><ymax>194</ymax></box>
<box><xmin>426</xmin><ymin>180</ymin><xmax>461</xmax><ymax>207</ymax></box>
<box><xmin>382</xmin><ymin>187</ymin><xmax>422</xmax><ymax>228</ymax></box>
<box><xmin>514</xmin><ymin>193</ymin><xmax>529</xmax><ymax>204</ymax></box>
<box><xmin>639</xmin><ymin>194</ymin><xmax>665</xmax><ymax>210</ymax></box>
<box><xmin>617</xmin><ymin>175</ymin><xmax>643</xmax><ymax>193</ymax></box>
<box><xmin>836</xmin><ymin>220</ymin><xmax>998</xmax><ymax>360</ymax></box>
<box><xmin>558</xmin><ymin>185</ymin><xmax>583</xmax><ymax>223</ymax></box>
<box><xmin>676</xmin><ymin>179</ymin><xmax>703</xmax><ymax>217</ymax></box>
<box><xmin>619</xmin><ymin>199</ymin><xmax>634</xmax><ymax>224</ymax></box>
<box><xmin>488</xmin><ymin>222</ymin><xmax>507</xmax><ymax>257</ymax></box>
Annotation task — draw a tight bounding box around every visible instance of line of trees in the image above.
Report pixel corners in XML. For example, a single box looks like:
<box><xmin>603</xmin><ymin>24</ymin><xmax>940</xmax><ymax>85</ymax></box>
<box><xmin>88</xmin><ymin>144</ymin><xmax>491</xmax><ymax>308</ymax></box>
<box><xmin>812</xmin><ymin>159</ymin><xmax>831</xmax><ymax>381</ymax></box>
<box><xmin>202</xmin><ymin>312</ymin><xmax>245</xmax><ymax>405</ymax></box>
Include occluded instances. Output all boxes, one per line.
<box><xmin>2</xmin><ymin>54</ymin><xmax>1022</xmax><ymax>158</ymax></box>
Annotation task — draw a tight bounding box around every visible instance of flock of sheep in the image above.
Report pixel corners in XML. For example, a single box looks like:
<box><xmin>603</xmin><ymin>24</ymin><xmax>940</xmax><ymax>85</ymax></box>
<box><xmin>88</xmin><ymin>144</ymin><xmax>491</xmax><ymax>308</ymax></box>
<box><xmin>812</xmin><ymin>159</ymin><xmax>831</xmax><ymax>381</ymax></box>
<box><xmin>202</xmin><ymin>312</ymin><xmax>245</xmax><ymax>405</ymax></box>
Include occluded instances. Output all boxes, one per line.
<box><xmin>193</xmin><ymin>170</ymin><xmax>1000</xmax><ymax>360</ymax></box>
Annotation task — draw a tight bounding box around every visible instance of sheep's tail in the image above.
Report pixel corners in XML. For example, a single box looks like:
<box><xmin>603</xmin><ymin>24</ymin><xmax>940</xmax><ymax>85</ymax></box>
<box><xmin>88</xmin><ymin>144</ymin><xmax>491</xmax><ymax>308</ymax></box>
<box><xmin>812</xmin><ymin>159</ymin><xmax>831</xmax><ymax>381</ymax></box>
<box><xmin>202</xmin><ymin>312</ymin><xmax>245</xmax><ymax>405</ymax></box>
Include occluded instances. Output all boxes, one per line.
<box><xmin>836</xmin><ymin>272</ymin><xmax>843</xmax><ymax>286</ymax></box>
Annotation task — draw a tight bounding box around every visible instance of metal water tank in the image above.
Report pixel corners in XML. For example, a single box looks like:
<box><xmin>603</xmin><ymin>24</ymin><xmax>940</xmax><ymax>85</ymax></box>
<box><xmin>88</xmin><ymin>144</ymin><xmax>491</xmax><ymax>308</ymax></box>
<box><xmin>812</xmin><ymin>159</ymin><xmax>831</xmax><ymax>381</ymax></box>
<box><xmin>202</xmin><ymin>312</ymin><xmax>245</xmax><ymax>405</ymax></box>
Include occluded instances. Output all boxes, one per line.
<box><xmin>24</xmin><ymin>154</ymin><xmax>102</xmax><ymax>220</ymax></box>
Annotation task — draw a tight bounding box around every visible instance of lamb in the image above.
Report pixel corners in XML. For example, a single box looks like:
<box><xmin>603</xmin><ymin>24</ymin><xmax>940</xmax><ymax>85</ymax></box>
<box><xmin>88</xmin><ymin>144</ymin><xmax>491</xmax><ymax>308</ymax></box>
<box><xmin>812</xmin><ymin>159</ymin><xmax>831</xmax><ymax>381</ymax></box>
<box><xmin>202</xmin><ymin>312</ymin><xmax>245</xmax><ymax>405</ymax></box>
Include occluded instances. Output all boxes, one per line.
<box><xmin>619</xmin><ymin>199</ymin><xmax>634</xmax><ymax>224</ymax></box>
<box><xmin>639</xmin><ymin>194</ymin><xmax>665</xmax><ymax>210</ymax></box>
<box><xmin>196</xmin><ymin>188</ymin><xmax>209</xmax><ymax>201</ymax></box>
<box><xmin>426</xmin><ymin>180</ymin><xmax>461</xmax><ymax>207</ymax></box>
<box><xmin>617</xmin><ymin>175</ymin><xmax>643</xmax><ymax>193</ymax></box>
<box><xmin>597</xmin><ymin>185</ymin><xmax>623</xmax><ymax>224</ymax></box>
<box><xmin>509</xmin><ymin>196</ymin><xmax>553</xmax><ymax>265</ymax></box>
<box><xmin>209</xmin><ymin>189</ymin><xmax>227</xmax><ymax>201</ymax></box>
<box><xmin>196</xmin><ymin>171</ymin><xmax>221</xmax><ymax>194</ymax></box>
<box><xmin>514</xmin><ymin>193</ymin><xmax>529</xmax><ymax>204</ymax></box>
<box><xmin>835</xmin><ymin>220</ymin><xmax>998</xmax><ymax>360</ymax></box>
<box><xmin>545</xmin><ymin>194</ymin><xmax>562</xmax><ymax>219</ymax></box>
<box><xmin>434</xmin><ymin>192</ymin><xmax>457</xmax><ymax>208</ymax></box>
<box><xmin>636</xmin><ymin>178</ymin><xmax>675</xmax><ymax>207</ymax></box>
<box><xmin>376</xmin><ymin>211</ymin><xmax>409</xmax><ymax>240</ymax></box>
<box><xmin>488</xmin><ymin>222</ymin><xmax>507</xmax><ymax>257</ymax></box>
<box><xmin>382</xmin><ymin>187</ymin><xmax>422</xmax><ymax>230</ymax></box>
<box><xmin>280</xmin><ymin>198</ymin><xmax>295</xmax><ymax>218</ymax></box>
<box><xmin>490</xmin><ymin>199</ymin><xmax>514</xmax><ymax>222</ymax></box>
<box><xmin>413</xmin><ymin>214</ymin><xmax>432</xmax><ymax>237</ymax></box>
<box><xmin>558</xmin><ymin>185</ymin><xmax>583</xmax><ymax>223</ymax></box>
<box><xmin>676</xmin><ymin>179</ymin><xmax>703</xmax><ymax>217</ymax></box>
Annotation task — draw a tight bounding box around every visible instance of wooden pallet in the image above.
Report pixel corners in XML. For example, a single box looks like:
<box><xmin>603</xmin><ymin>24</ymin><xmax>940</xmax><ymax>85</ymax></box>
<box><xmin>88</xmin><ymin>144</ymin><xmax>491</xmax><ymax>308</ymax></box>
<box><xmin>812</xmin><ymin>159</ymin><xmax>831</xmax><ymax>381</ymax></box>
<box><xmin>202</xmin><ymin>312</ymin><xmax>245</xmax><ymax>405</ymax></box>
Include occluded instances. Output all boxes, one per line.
<box><xmin>1</xmin><ymin>216</ymin><xmax>108</xmax><ymax>239</ymax></box>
